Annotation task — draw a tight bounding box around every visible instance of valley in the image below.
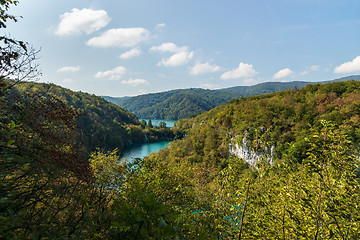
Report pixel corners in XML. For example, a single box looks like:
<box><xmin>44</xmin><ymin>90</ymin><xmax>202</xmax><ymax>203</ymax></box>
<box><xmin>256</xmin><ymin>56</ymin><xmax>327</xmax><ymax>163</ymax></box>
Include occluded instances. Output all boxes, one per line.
<box><xmin>2</xmin><ymin>1</ymin><xmax>360</xmax><ymax>238</ymax></box>
<box><xmin>3</xmin><ymin>72</ymin><xmax>360</xmax><ymax>239</ymax></box>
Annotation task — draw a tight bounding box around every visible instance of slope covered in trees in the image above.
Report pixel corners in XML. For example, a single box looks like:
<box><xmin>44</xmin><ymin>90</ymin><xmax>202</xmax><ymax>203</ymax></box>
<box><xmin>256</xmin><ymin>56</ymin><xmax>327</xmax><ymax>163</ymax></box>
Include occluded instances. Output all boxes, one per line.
<box><xmin>133</xmin><ymin>92</ymin><xmax>225</xmax><ymax>119</ymax></box>
<box><xmin>12</xmin><ymin>81</ymin><xmax>183</xmax><ymax>153</ymax></box>
<box><xmin>118</xmin><ymin>88</ymin><xmax>230</xmax><ymax>119</ymax></box>
<box><xmin>117</xmin><ymin>75</ymin><xmax>360</xmax><ymax>120</ymax></box>
<box><xmin>12</xmin><ymin>81</ymin><xmax>142</xmax><ymax>152</ymax></box>
<box><xmin>1</xmin><ymin>1</ymin><xmax>179</xmax><ymax>235</ymax></box>
<box><xmin>102</xmin><ymin>95</ymin><xmax>131</xmax><ymax>104</ymax></box>
<box><xmin>2</xmin><ymin>2</ymin><xmax>360</xmax><ymax>238</ymax></box>
<box><xmin>134</xmin><ymin>80</ymin><xmax>360</xmax><ymax>238</ymax></box>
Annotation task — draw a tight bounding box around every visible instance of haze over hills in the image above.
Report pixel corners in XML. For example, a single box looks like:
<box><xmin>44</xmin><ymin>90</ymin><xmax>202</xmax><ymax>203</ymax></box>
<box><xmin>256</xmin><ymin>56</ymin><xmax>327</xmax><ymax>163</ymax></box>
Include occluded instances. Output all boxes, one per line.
<box><xmin>102</xmin><ymin>95</ymin><xmax>131</xmax><ymax>104</ymax></box>
<box><xmin>109</xmin><ymin>75</ymin><xmax>360</xmax><ymax>120</ymax></box>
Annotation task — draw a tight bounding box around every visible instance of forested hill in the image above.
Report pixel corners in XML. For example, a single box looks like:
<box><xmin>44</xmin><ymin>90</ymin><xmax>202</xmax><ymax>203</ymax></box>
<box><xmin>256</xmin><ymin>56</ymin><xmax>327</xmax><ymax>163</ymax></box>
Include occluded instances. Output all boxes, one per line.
<box><xmin>118</xmin><ymin>88</ymin><xmax>231</xmax><ymax>119</ymax></box>
<box><xmin>138</xmin><ymin>80</ymin><xmax>360</xmax><ymax>238</ymax></box>
<box><xmin>116</xmin><ymin>75</ymin><xmax>360</xmax><ymax>120</ymax></box>
<box><xmin>102</xmin><ymin>95</ymin><xmax>131</xmax><ymax>104</ymax></box>
<box><xmin>117</xmin><ymin>82</ymin><xmax>307</xmax><ymax>120</ymax></box>
<box><xmin>13</xmin><ymin>81</ymin><xmax>141</xmax><ymax>152</ymax></box>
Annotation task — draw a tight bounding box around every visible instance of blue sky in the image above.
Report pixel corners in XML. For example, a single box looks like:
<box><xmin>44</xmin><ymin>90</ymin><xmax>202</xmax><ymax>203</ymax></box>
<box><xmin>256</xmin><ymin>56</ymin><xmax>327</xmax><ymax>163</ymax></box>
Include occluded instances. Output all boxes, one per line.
<box><xmin>5</xmin><ymin>0</ymin><xmax>360</xmax><ymax>97</ymax></box>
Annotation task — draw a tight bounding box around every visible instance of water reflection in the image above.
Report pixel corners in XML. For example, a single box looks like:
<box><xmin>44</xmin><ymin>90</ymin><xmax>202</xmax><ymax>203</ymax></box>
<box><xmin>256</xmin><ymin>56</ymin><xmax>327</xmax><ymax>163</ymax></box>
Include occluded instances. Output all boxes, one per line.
<box><xmin>120</xmin><ymin>140</ymin><xmax>170</xmax><ymax>162</ymax></box>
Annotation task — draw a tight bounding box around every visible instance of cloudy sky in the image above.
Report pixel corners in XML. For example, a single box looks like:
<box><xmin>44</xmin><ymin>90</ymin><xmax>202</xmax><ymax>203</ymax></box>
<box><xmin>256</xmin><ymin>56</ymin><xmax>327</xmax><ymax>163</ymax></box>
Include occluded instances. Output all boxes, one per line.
<box><xmin>5</xmin><ymin>0</ymin><xmax>360</xmax><ymax>97</ymax></box>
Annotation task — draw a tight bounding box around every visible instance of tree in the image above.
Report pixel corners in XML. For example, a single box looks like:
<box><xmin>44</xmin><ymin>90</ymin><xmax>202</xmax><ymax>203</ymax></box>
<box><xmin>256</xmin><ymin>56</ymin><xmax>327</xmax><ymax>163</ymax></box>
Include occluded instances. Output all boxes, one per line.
<box><xmin>0</xmin><ymin>38</ymin><xmax>41</xmax><ymax>85</ymax></box>
<box><xmin>0</xmin><ymin>2</ymin><xmax>94</xmax><ymax>238</ymax></box>
<box><xmin>159</xmin><ymin>121</ymin><xmax>167</xmax><ymax>128</ymax></box>
<box><xmin>0</xmin><ymin>0</ymin><xmax>19</xmax><ymax>28</ymax></box>
<box><xmin>140</xmin><ymin>119</ymin><xmax>147</xmax><ymax>128</ymax></box>
<box><xmin>148</xmin><ymin>118</ymin><xmax>153</xmax><ymax>128</ymax></box>
<box><xmin>0</xmin><ymin>0</ymin><xmax>41</xmax><ymax>87</ymax></box>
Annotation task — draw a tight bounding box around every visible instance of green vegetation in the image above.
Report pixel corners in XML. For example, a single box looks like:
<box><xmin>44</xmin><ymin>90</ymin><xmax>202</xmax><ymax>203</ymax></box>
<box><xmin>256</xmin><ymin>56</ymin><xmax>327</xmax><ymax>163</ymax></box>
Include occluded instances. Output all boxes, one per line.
<box><xmin>117</xmin><ymin>76</ymin><xmax>360</xmax><ymax>120</ymax></box>
<box><xmin>1</xmin><ymin>1</ymin><xmax>360</xmax><ymax>238</ymax></box>
<box><xmin>11</xmin><ymin>81</ymin><xmax>180</xmax><ymax>153</ymax></box>
<box><xmin>137</xmin><ymin>80</ymin><xmax>360</xmax><ymax>238</ymax></box>
<box><xmin>3</xmin><ymin>75</ymin><xmax>360</xmax><ymax>238</ymax></box>
<box><xmin>118</xmin><ymin>88</ymin><xmax>229</xmax><ymax>120</ymax></box>
<box><xmin>102</xmin><ymin>95</ymin><xmax>130</xmax><ymax>104</ymax></box>
<box><xmin>13</xmin><ymin>81</ymin><xmax>140</xmax><ymax>152</ymax></box>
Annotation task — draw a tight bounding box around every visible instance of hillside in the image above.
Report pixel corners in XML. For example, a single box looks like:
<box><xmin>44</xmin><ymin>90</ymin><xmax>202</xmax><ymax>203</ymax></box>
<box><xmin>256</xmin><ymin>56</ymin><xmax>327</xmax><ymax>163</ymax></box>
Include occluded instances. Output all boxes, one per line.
<box><xmin>1</xmin><ymin>79</ymin><xmax>180</xmax><ymax>239</ymax></box>
<box><xmin>128</xmin><ymin>90</ymin><xmax>231</xmax><ymax>119</ymax></box>
<box><xmin>169</xmin><ymin>80</ymin><xmax>360</xmax><ymax>164</ymax></box>
<box><xmin>3</xmin><ymin>1</ymin><xmax>360</xmax><ymax>238</ymax></box>
<box><xmin>220</xmin><ymin>80</ymin><xmax>310</xmax><ymax>95</ymax></box>
<box><xmin>102</xmin><ymin>95</ymin><xmax>131</xmax><ymax>104</ymax></box>
<box><xmin>117</xmin><ymin>88</ymin><xmax>231</xmax><ymax>120</ymax></box>
<box><xmin>117</xmin><ymin>75</ymin><xmax>360</xmax><ymax>120</ymax></box>
<box><xmin>13</xmin><ymin>81</ymin><xmax>142</xmax><ymax>152</ymax></box>
<box><xmin>3</xmin><ymin>78</ymin><xmax>360</xmax><ymax>238</ymax></box>
<box><xmin>136</xmin><ymin>80</ymin><xmax>360</xmax><ymax>238</ymax></box>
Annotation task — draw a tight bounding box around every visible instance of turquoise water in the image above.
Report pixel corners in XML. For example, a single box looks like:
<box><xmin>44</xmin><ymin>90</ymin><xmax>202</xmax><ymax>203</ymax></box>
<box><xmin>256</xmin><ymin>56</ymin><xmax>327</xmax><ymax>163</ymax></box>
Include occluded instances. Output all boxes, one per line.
<box><xmin>120</xmin><ymin>140</ymin><xmax>171</xmax><ymax>162</ymax></box>
<box><xmin>139</xmin><ymin>119</ymin><xmax>177</xmax><ymax>128</ymax></box>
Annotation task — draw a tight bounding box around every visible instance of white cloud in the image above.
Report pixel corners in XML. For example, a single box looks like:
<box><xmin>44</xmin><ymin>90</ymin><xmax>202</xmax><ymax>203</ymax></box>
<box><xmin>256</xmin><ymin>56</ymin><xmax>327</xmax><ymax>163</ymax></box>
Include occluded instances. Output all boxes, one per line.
<box><xmin>221</xmin><ymin>62</ymin><xmax>258</xmax><ymax>80</ymax></box>
<box><xmin>190</xmin><ymin>62</ymin><xmax>221</xmax><ymax>75</ymax></box>
<box><xmin>150</xmin><ymin>42</ymin><xmax>194</xmax><ymax>67</ymax></box>
<box><xmin>55</xmin><ymin>8</ymin><xmax>110</xmax><ymax>36</ymax></box>
<box><xmin>273</xmin><ymin>68</ymin><xmax>294</xmax><ymax>79</ymax></box>
<box><xmin>301</xmin><ymin>65</ymin><xmax>319</xmax><ymax>75</ymax></box>
<box><xmin>57</xmin><ymin>66</ymin><xmax>80</xmax><ymax>72</ymax></box>
<box><xmin>138</xmin><ymin>89</ymin><xmax>149</xmax><ymax>95</ymax></box>
<box><xmin>157</xmin><ymin>51</ymin><xmax>194</xmax><ymax>67</ymax></box>
<box><xmin>151</xmin><ymin>42</ymin><xmax>194</xmax><ymax>67</ymax></box>
<box><xmin>121</xmin><ymin>79</ymin><xmax>149</xmax><ymax>86</ymax></box>
<box><xmin>150</xmin><ymin>42</ymin><xmax>187</xmax><ymax>53</ymax></box>
<box><xmin>156</xmin><ymin>23</ymin><xmax>166</xmax><ymax>28</ymax></box>
<box><xmin>87</xmin><ymin>28</ymin><xmax>150</xmax><ymax>48</ymax></box>
<box><xmin>301</xmin><ymin>71</ymin><xmax>309</xmax><ymax>75</ymax></box>
<box><xmin>119</xmin><ymin>48</ymin><xmax>142</xmax><ymax>59</ymax></box>
<box><xmin>334</xmin><ymin>56</ymin><xmax>360</xmax><ymax>74</ymax></box>
<box><xmin>200</xmin><ymin>83</ymin><xmax>220</xmax><ymax>89</ymax></box>
<box><xmin>94</xmin><ymin>66</ymin><xmax>127</xmax><ymax>80</ymax></box>
<box><xmin>310</xmin><ymin>65</ymin><xmax>319</xmax><ymax>71</ymax></box>
<box><xmin>243</xmin><ymin>78</ymin><xmax>258</xmax><ymax>85</ymax></box>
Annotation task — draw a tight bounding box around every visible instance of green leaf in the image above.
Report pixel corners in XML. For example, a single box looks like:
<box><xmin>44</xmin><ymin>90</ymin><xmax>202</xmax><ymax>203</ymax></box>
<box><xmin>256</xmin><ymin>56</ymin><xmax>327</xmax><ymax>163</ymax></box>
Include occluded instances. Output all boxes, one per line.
<box><xmin>10</xmin><ymin>120</ymin><xmax>15</xmax><ymax>129</ymax></box>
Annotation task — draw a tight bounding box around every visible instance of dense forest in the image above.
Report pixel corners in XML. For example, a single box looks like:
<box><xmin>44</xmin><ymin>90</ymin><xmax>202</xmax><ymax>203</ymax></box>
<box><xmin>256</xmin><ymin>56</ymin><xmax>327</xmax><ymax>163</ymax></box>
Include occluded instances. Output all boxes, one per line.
<box><xmin>1</xmin><ymin>1</ymin><xmax>360</xmax><ymax>239</ymax></box>
<box><xmin>13</xmin><ymin>81</ymin><xmax>140</xmax><ymax>152</ymax></box>
<box><xmin>140</xmin><ymin>80</ymin><xmax>360</xmax><ymax>238</ymax></box>
<box><xmin>11</xmin><ymin>81</ymin><xmax>179</xmax><ymax>153</ymax></box>
<box><xmin>116</xmin><ymin>75</ymin><xmax>360</xmax><ymax>120</ymax></box>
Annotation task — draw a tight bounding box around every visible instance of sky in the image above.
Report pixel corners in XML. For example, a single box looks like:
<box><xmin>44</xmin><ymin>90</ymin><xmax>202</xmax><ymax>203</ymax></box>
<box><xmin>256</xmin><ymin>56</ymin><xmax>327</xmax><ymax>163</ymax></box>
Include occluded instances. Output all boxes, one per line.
<box><xmin>4</xmin><ymin>0</ymin><xmax>360</xmax><ymax>97</ymax></box>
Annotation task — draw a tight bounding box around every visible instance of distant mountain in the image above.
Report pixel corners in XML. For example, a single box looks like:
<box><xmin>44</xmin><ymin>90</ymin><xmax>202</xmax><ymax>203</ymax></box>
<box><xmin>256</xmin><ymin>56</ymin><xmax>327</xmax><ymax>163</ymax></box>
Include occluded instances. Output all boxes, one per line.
<box><xmin>220</xmin><ymin>81</ymin><xmax>310</xmax><ymax>96</ymax></box>
<box><xmin>116</xmin><ymin>76</ymin><xmax>359</xmax><ymax>120</ymax></box>
<box><xmin>101</xmin><ymin>95</ymin><xmax>131</xmax><ymax>104</ymax></box>
<box><xmin>134</xmin><ymin>92</ymin><xmax>223</xmax><ymax>120</ymax></box>
<box><xmin>323</xmin><ymin>74</ymin><xmax>360</xmax><ymax>83</ymax></box>
<box><xmin>116</xmin><ymin>75</ymin><xmax>360</xmax><ymax>120</ymax></box>
<box><xmin>118</xmin><ymin>88</ymin><xmax>232</xmax><ymax>120</ymax></box>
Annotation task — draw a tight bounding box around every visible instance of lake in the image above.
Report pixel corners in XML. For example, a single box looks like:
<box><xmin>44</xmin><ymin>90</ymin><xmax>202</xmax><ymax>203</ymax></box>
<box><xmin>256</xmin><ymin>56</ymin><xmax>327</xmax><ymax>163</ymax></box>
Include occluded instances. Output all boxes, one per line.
<box><xmin>139</xmin><ymin>119</ymin><xmax>177</xmax><ymax>128</ymax></box>
<box><xmin>120</xmin><ymin>119</ymin><xmax>176</xmax><ymax>162</ymax></box>
<box><xmin>120</xmin><ymin>140</ymin><xmax>171</xmax><ymax>162</ymax></box>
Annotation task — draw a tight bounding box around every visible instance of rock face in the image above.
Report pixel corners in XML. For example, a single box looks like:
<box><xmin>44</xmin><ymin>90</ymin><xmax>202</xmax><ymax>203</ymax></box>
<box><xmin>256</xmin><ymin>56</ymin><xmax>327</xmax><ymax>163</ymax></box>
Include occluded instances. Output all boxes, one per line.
<box><xmin>229</xmin><ymin>137</ymin><xmax>274</xmax><ymax>167</ymax></box>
